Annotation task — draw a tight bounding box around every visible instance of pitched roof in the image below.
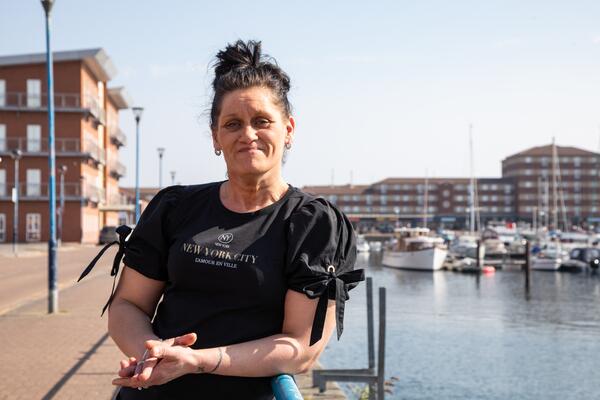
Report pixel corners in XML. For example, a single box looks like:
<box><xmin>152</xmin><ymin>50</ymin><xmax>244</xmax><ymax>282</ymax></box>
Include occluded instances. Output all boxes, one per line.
<box><xmin>505</xmin><ymin>144</ymin><xmax>598</xmax><ymax>159</ymax></box>
<box><xmin>0</xmin><ymin>48</ymin><xmax>117</xmax><ymax>81</ymax></box>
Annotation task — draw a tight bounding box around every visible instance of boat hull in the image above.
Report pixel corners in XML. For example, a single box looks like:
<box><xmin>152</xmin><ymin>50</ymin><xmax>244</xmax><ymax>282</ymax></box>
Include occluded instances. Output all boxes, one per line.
<box><xmin>531</xmin><ymin>257</ymin><xmax>562</xmax><ymax>270</ymax></box>
<box><xmin>382</xmin><ymin>247</ymin><xmax>448</xmax><ymax>270</ymax></box>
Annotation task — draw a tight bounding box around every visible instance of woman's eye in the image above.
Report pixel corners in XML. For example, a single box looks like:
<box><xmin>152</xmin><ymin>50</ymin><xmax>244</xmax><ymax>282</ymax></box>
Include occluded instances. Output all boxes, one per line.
<box><xmin>255</xmin><ymin>118</ymin><xmax>271</xmax><ymax>128</ymax></box>
<box><xmin>225</xmin><ymin>121</ymin><xmax>240</xmax><ymax>130</ymax></box>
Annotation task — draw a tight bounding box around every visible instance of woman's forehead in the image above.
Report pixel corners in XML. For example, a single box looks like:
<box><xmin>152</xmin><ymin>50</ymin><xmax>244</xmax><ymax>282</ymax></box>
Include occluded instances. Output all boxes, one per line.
<box><xmin>220</xmin><ymin>87</ymin><xmax>278</xmax><ymax>114</ymax></box>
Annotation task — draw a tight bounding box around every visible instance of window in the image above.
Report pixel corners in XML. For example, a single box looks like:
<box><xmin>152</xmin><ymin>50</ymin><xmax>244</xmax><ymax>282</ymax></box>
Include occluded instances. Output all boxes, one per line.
<box><xmin>393</xmin><ymin>184</ymin><xmax>401</xmax><ymax>190</ymax></box>
<box><xmin>0</xmin><ymin>213</ymin><xmax>5</xmax><ymax>242</ymax></box>
<box><xmin>491</xmin><ymin>184</ymin><xmax>498</xmax><ymax>191</ymax></box>
<box><xmin>366</xmin><ymin>195</ymin><xmax>372</xmax><ymax>205</ymax></box>
<box><xmin>574</xmin><ymin>169</ymin><xmax>581</xmax><ymax>180</ymax></box>
<box><xmin>443</xmin><ymin>190</ymin><xmax>450</xmax><ymax>197</ymax></box>
<box><xmin>454</xmin><ymin>195</ymin><xmax>464</xmax><ymax>202</ymax></box>
<box><xmin>443</xmin><ymin>201</ymin><xmax>450</xmax><ymax>208</ymax></box>
<box><xmin>380</xmin><ymin>195</ymin><xmax>387</xmax><ymax>205</ymax></box>
<box><xmin>0</xmin><ymin>79</ymin><xmax>5</xmax><ymax>107</ymax></box>
<box><xmin>26</xmin><ymin>169</ymin><xmax>41</xmax><ymax>196</ymax></box>
<box><xmin>0</xmin><ymin>169</ymin><xmax>5</xmax><ymax>196</ymax></box>
<box><xmin>353</xmin><ymin>206</ymin><xmax>360</xmax><ymax>213</ymax></box>
<box><xmin>454</xmin><ymin>184</ymin><xmax>466</xmax><ymax>191</ymax></box>
<box><xmin>328</xmin><ymin>195</ymin><xmax>337</xmax><ymax>203</ymax></box>
<box><xmin>393</xmin><ymin>195</ymin><xmax>401</xmax><ymax>201</ymax></box>
<box><xmin>504</xmin><ymin>207</ymin><xmax>512</xmax><ymax>213</ymax></box>
<box><xmin>504</xmin><ymin>185</ymin><xmax>512</xmax><ymax>193</ymax></box>
<box><xmin>481</xmin><ymin>195</ymin><xmax>489</xmax><ymax>201</ymax></box>
<box><xmin>524</xmin><ymin>169</ymin><xmax>532</xmax><ymax>176</ymax></box>
<box><xmin>402</xmin><ymin>184</ymin><xmax>413</xmax><ymax>190</ymax></box>
<box><xmin>491</xmin><ymin>206</ymin><xmax>498</xmax><ymax>213</ymax></box>
<box><xmin>27</xmin><ymin>125</ymin><xmax>41</xmax><ymax>152</ymax></box>
<box><xmin>402</xmin><ymin>195</ymin><xmax>411</xmax><ymax>202</ymax></box>
<box><xmin>342</xmin><ymin>195</ymin><xmax>350</xmax><ymax>201</ymax></box>
<box><xmin>0</xmin><ymin>124</ymin><xmax>5</xmax><ymax>151</ymax></box>
<box><xmin>541</xmin><ymin>157</ymin><xmax>550</xmax><ymax>167</ymax></box>
<box><xmin>380</xmin><ymin>184</ymin><xmax>387</xmax><ymax>193</ymax></box>
<box><xmin>352</xmin><ymin>195</ymin><xmax>360</xmax><ymax>201</ymax></box>
<box><xmin>574</xmin><ymin>157</ymin><xmax>581</xmax><ymax>167</ymax></box>
<box><xmin>525</xmin><ymin>157</ymin><xmax>532</xmax><ymax>163</ymax></box>
<box><xmin>455</xmin><ymin>206</ymin><xmax>465</xmax><ymax>213</ymax></box>
<box><xmin>26</xmin><ymin>213</ymin><xmax>42</xmax><ymax>242</ymax></box>
<box><xmin>27</xmin><ymin>79</ymin><xmax>41</xmax><ymax>107</ymax></box>
<box><xmin>491</xmin><ymin>195</ymin><xmax>498</xmax><ymax>201</ymax></box>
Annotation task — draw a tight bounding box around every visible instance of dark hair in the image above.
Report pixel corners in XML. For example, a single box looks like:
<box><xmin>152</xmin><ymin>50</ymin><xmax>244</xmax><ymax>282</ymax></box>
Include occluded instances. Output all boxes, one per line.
<box><xmin>210</xmin><ymin>40</ymin><xmax>292</xmax><ymax>130</ymax></box>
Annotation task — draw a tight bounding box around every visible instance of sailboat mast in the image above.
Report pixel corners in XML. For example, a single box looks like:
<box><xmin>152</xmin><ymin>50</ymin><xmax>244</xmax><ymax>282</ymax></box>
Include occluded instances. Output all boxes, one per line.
<box><xmin>469</xmin><ymin>124</ymin><xmax>475</xmax><ymax>234</ymax></box>
<box><xmin>551</xmin><ymin>138</ymin><xmax>559</xmax><ymax>229</ymax></box>
<box><xmin>423</xmin><ymin>173</ymin><xmax>429</xmax><ymax>228</ymax></box>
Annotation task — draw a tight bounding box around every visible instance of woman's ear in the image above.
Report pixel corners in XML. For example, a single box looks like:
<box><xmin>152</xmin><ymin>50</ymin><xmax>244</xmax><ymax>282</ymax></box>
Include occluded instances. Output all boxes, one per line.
<box><xmin>212</xmin><ymin>129</ymin><xmax>221</xmax><ymax>152</ymax></box>
<box><xmin>286</xmin><ymin>115</ymin><xmax>296</xmax><ymax>145</ymax></box>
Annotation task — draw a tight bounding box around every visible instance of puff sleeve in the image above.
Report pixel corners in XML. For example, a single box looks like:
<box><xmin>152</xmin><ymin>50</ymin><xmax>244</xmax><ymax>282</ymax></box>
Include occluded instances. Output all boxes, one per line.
<box><xmin>123</xmin><ymin>185</ymin><xmax>183</xmax><ymax>281</ymax></box>
<box><xmin>285</xmin><ymin>197</ymin><xmax>365</xmax><ymax>346</ymax></box>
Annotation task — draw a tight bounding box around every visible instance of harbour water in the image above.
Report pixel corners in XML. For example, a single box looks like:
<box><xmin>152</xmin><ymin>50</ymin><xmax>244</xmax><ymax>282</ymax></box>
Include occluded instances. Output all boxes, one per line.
<box><xmin>320</xmin><ymin>252</ymin><xmax>600</xmax><ymax>400</ymax></box>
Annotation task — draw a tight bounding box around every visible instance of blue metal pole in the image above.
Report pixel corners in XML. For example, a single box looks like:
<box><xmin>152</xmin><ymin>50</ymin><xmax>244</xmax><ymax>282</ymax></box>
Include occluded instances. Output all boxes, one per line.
<box><xmin>135</xmin><ymin>117</ymin><xmax>140</xmax><ymax>222</ymax></box>
<box><xmin>42</xmin><ymin>0</ymin><xmax>58</xmax><ymax>314</ymax></box>
<box><xmin>271</xmin><ymin>375</ymin><xmax>303</xmax><ymax>400</ymax></box>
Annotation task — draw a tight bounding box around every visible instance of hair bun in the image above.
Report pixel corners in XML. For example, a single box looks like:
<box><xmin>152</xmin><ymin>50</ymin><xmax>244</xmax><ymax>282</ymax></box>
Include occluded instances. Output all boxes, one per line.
<box><xmin>214</xmin><ymin>40</ymin><xmax>262</xmax><ymax>79</ymax></box>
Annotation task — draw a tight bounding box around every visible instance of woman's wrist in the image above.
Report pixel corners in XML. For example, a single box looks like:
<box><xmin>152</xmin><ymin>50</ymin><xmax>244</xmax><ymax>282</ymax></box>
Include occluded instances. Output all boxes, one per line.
<box><xmin>192</xmin><ymin>347</ymin><xmax>223</xmax><ymax>374</ymax></box>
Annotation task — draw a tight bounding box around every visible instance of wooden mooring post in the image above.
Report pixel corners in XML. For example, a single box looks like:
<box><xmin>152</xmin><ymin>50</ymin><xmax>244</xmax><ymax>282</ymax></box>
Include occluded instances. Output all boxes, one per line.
<box><xmin>312</xmin><ymin>277</ymin><xmax>388</xmax><ymax>400</ymax></box>
<box><xmin>524</xmin><ymin>240</ymin><xmax>531</xmax><ymax>292</ymax></box>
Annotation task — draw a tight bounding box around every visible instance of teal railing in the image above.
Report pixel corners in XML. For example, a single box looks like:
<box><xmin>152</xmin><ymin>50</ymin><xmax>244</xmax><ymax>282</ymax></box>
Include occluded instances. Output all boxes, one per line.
<box><xmin>271</xmin><ymin>374</ymin><xmax>303</xmax><ymax>400</ymax></box>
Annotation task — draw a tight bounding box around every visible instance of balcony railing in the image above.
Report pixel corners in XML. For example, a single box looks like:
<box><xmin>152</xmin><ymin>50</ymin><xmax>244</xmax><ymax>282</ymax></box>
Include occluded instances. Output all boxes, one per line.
<box><xmin>0</xmin><ymin>137</ymin><xmax>106</xmax><ymax>164</ymax></box>
<box><xmin>108</xmin><ymin>159</ymin><xmax>126</xmax><ymax>178</ymax></box>
<box><xmin>0</xmin><ymin>92</ymin><xmax>106</xmax><ymax>124</ymax></box>
<box><xmin>1</xmin><ymin>182</ymin><xmax>83</xmax><ymax>199</ymax></box>
<box><xmin>109</xmin><ymin>126</ymin><xmax>127</xmax><ymax>147</ymax></box>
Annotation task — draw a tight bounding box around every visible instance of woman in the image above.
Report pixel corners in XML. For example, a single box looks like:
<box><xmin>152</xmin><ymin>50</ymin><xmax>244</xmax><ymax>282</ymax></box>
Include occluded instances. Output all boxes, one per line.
<box><xmin>84</xmin><ymin>40</ymin><xmax>364</xmax><ymax>399</ymax></box>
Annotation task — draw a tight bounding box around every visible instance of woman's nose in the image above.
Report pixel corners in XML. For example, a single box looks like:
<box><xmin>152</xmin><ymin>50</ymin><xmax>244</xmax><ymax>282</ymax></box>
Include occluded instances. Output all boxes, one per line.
<box><xmin>239</xmin><ymin>124</ymin><xmax>258</xmax><ymax>142</ymax></box>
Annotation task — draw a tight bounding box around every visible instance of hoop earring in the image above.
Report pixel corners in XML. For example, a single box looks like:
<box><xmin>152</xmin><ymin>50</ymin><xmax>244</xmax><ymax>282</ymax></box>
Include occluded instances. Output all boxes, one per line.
<box><xmin>215</xmin><ymin>149</ymin><xmax>222</xmax><ymax>156</ymax></box>
<box><xmin>285</xmin><ymin>142</ymin><xmax>292</xmax><ymax>150</ymax></box>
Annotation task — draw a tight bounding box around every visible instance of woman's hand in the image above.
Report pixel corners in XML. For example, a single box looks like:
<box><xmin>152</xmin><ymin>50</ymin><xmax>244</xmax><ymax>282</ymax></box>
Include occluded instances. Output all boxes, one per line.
<box><xmin>112</xmin><ymin>333</ymin><xmax>199</xmax><ymax>389</ymax></box>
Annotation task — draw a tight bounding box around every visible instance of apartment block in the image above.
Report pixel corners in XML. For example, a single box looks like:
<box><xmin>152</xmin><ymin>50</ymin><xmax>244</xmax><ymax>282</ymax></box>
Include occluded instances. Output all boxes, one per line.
<box><xmin>0</xmin><ymin>48</ymin><xmax>132</xmax><ymax>243</ymax></box>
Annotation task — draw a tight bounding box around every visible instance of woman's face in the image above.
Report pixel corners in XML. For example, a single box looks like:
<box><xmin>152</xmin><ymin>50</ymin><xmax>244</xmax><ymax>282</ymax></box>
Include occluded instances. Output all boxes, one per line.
<box><xmin>212</xmin><ymin>86</ymin><xmax>295</xmax><ymax>179</ymax></box>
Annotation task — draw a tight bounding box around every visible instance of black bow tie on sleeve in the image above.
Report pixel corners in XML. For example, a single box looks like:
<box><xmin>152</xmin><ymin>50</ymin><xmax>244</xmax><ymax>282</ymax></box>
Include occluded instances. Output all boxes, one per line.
<box><xmin>77</xmin><ymin>225</ymin><xmax>132</xmax><ymax>316</ymax></box>
<box><xmin>302</xmin><ymin>266</ymin><xmax>365</xmax><ymax>346</ymax></box>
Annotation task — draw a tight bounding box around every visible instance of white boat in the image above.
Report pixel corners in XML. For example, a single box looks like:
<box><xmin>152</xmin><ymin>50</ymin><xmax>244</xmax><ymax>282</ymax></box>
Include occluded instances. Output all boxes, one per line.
<box><xmin>368</xmin><ymin>241</ymin><xmax>383</xmax><ymax>252</ymax></box>
<box><xmin>356</xmin><ymin>235</ymin><xmax>370</xmax><ymax>253</ymax></box>
<box><xmin>382</xmin><ymin>227</ymin><xmax>448</xmax><ymax>271</ymax></box>
<box><xmin>531</xmin><ymin>243</ymin><xmax>568</xmax><ymax>270</ymax></box>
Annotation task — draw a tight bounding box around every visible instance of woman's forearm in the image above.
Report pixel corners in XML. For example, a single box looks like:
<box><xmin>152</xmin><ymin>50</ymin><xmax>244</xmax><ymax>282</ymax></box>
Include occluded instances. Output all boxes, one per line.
<box><xmin>108</xmin><ymin>298</ymin><xmax>160</xmax><ymax>360</ymax></box>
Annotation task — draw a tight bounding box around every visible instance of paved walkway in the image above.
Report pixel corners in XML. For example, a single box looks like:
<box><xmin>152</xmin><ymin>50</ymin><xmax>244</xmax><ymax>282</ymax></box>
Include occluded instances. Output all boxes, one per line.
<box><xmin>0</xmin><ymin>245</ymin><xmax>346</xmax><ymax>400</ymax></box>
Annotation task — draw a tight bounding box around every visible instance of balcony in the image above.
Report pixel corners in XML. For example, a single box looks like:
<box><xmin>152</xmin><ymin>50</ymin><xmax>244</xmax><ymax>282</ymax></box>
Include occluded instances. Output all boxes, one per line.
<box><xmin>109</xmin><ymin>126</ymin><xmax>127</xmax><ymax>147</ymax></box>
<box><xmin>0</xmin><ymin>92</ymin><xmax>106</xmax><ymax>125</ymax></box>
<box><xmin>0</xmin><ymin>137</ymin><xmax>106</xmax><ymax>165</ymax></box>
<box><xmin>99</xmin><ymin>192</ymin><xmax>134</xmax><ymax>212</ymax></box>
<box><xmin>108</xmin><ymin>159</ymin><xmax>126</xmax><ymax>179</ymax></box>
<box><xmin>1</xmin><ymin>182</ymin><xmax>86</xmax><ymax>201</ymax></box>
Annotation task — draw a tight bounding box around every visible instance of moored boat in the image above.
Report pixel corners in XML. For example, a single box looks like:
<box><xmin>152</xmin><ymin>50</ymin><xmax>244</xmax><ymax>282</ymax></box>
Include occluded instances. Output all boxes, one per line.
<box><xmin>382</xmin><ymin>227</ymin><xmax>448</xmax><ymax>271</ymax></box>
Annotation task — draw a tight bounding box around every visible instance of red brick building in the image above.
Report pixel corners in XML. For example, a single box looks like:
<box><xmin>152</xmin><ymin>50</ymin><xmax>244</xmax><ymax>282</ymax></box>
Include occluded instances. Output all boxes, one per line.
<box><xmin>304</xmin><ymin>143</ymin><xmax>600</xmax><ymax>230</ymax></box>
<box><xmin>0</xmin><ymin>48</ymin><xmax>132</xmax><ymax>243</ymax></box>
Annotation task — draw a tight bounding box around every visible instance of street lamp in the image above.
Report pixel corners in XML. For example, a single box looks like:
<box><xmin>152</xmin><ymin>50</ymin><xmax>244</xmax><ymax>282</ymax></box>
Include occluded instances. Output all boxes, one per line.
<box><xmin>41</xmin><ymin>0</ymin><xmax>58</xmax><ymax>314</ymax></box>
<box><xmin>58</xmin><ymin>165</ymin><xmax>67</xmax><ymax>245</ymax></box>
<box><xmin>157</xmin><ymin>147</ymin><xmax>165</xmax><ymax>188</ymax></box>
<box><xmin>10</xmin><ymin>149</ymin><xmax>22</xmax><ymax>256</ymax></box>
<box><xmin>132</xmin><ymin>106</ymin><xmax>144</xmax><ymax>222</ymax></box>
<box><xmin>170</xmin><ymin>170</ymin><xmax>176</xmax><ymax>186</ymax></box>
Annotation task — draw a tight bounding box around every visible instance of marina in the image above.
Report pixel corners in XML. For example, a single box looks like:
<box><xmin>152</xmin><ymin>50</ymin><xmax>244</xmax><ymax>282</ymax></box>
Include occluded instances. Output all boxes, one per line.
<box><xmin>321</xmin><ymin>251</ymin><xmax>600</xmax><ymax>400</ymax></box>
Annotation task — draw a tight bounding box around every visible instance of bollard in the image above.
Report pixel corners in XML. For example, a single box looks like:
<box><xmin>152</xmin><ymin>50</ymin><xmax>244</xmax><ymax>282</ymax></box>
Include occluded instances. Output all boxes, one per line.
<box><xmin>524</xmin><ymin>240</ymin><xmax>531</xmax><ymax>292</ymax></box>
<box><xmin>272</xmin><ymin>374</ymin><xmax>303</xmax><ymax>400</ymax></box>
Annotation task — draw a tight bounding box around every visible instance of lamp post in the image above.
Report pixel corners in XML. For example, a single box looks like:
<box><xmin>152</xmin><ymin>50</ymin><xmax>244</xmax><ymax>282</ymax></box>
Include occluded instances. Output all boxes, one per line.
<box><xmin>58</xmin><ymin>165</ymin><xmax>67</xmax><ymax>245</ymax></box>
<box><xmin>41</xmin><ymin>0</ymin><xmax>58</xmax><ymax>314</ymax></box>
<box><xmin>10</xmin><ymin>149</ymin><xmax>22</xmax><ymax>256</ymax></box>
<box><xmin>132</xmin><ymin>107</ymin><xmax>144</xmax><ymax>222</ymax></box>
<box><xmin>170</xmin><ymin>170</ymin><xmax>176</xmax><ymax>186</ymax></box>
<box><xmin>157</xmin><ymin>147</ymin><xmax>165</xmax><ymax>188</ymax></box>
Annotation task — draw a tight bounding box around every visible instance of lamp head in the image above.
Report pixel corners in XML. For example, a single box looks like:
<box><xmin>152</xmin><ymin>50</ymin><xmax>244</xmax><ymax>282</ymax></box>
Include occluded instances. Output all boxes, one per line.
<box><xmin>41</xmin><ymin>0</ymin><xmax>55</xmax><ymax>14</ymax></box>
<box><xmin>157</xmin><ymin>147</ymin><xmax>165</xmax><ymax>157</ymax></box>
<box><xmin>11</xmin><ymin>149</ymin><xmax>22</xmax><ymax>160</ymax></box>
<box><xmin>132</xmin><ymin>107</ymin><xmax>144</xmax><ymax>121</ymax></box>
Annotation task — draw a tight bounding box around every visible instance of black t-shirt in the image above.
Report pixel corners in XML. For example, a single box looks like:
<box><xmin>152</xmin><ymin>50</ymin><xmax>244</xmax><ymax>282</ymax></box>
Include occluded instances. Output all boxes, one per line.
<box><xmin>117</xmin><ymin>181</ymin><xmax>362</xmax><ymax>400</ymax></box>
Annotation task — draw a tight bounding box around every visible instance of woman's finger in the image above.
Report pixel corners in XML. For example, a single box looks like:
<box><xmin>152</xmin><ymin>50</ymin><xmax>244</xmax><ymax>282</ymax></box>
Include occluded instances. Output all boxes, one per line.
<box><xmin>137</xmin><ymin>358</ymin><xmax>158</xmax><ymax>382</ymax></box>
<box><xmin>173</xmin><ymin>332</ymin><xmax>197</xmax><ymax>347</ymax></box>
<box><xmin>118</xmin><ymin>363</ymin><xmax>138</xmax><ymax>378</ymax></box>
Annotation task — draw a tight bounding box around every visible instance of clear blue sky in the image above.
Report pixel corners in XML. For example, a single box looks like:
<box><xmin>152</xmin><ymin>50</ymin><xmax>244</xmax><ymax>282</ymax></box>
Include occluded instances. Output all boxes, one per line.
<box><xmin>2</xmin><ymin>0</ymin><xmax>600</xmax><ymax>188</ymax></box>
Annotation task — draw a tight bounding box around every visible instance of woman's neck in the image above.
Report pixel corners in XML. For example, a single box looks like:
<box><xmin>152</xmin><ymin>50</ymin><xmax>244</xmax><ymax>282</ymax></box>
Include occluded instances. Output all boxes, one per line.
<box><xmin>220</xmin><ymin>174</ymin><xmax>289</xmax><ymax>213</ymax></box>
